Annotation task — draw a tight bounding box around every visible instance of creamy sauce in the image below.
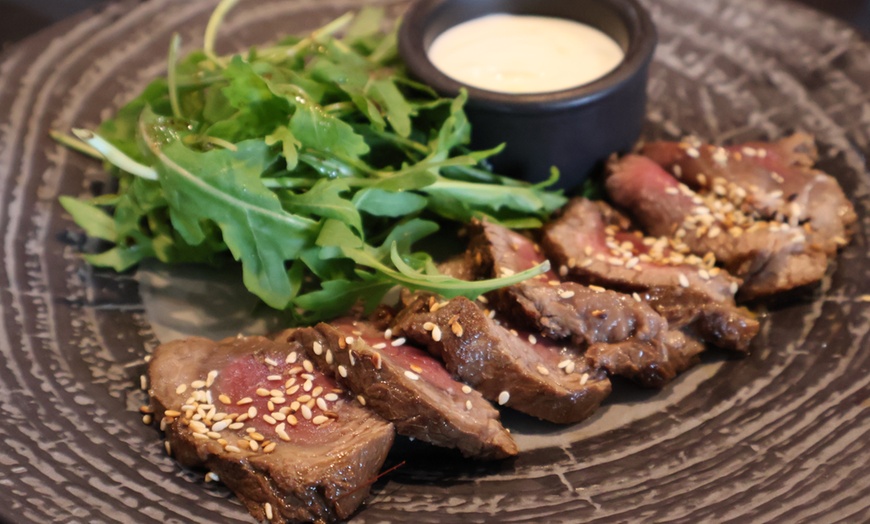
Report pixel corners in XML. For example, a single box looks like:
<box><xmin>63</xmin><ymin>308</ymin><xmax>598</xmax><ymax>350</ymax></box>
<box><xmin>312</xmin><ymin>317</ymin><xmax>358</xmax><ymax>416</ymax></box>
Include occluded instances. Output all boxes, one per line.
<box><xmin>428</xmin><ymin>14</ymin><xmax>625</xmax><ymax>94</ymax></box>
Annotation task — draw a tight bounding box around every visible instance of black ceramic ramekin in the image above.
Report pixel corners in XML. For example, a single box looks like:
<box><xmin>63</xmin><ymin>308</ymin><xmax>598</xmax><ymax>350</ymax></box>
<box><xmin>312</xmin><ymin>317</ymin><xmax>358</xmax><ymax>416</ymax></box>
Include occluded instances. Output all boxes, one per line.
<box><xmin>398</xmin><ymin>0</ymin><xmax>657</xmax><ymax>191</ymax></box>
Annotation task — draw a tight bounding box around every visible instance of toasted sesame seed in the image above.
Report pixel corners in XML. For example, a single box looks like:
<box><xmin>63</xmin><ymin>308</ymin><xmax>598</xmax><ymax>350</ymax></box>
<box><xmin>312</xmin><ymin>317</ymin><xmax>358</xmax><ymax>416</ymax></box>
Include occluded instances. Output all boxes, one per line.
<box><xmin>164</xmin><ymin>409</ymin><xmax>182</xmax><ymax>418</ymax></box>
<box><xmin>312</xmin><ymin>341</ymin><xmax>323</xmax><ymax>355</ymax></box>
<box><xmin>217</xmin><ymin>394</ymin><xmax>232</xmax><ymax>405</ymax></box>
<box><xmin>404</xmin><ymin>370</ymin><xmax>420</xmax><ymax>381</ymax></box>
<box><xmin>391</xmin><ymin>337</ymin><xmax>406</xmax><ymax>347</ymax></box>
<box><xmin>498</xmin><ymin>391</ymin><xmax>510</xmax><ymax>406</ymax></box>
<box><xmin>192</xmin><ymin>432</ymin><xmax>210</xmax><ymax>441</ymax></box>
<box><xmin>263</xmin><ymin>442</ymin><xmax>277</xmax><ymax>453</ymax></box>
<box><xmin>175</xmin><ymin>384</ymin><xmax>187</xmax><ymax>395</ymax></box>
<box><xmin>229</xmin><ymin>422</ymin><xmax>244</xmax><ymax>430</ymax></box>
<box><xmin>236</xmin><ymin>413</ymin><xmax>250</xmax><ymax>422</ymax></box>
<box><xmin>312</xmin><ymin>415</ymin><xmax>330</xmax><ymax>426</ymax></box>
<box><xmin>267</xmin><ymin>374</ymin><xmax>282</xmax><ymax>382</ymax></box>
<box><xmin>302</xmin><ymin>360</ymin><xmax>314</xmax><ymax>373</ymax></box>
<box><xmin>450</xmin><ymin>322</ymin><xmax>464</xmax><ymax>337</ymax></box>
<box><xmin>357</xmin><ymin>395</ymin><xmax>367</xmax><ymax>406</ymax></box>
<box><xmin>536</xmin><ymin>364</ymin><xmax>550</xmax><ymax>376</ymax></box>
<box><xmin>256</xmin><ymin>388</ymin><xmax>270</xmax><ymax>397</ymax></box>
<box><xmin>263</xmin><ymin>415</ymin><xmax>277</xmax><ymax>425</ymax></box>
<box><xmin>250</xmin><ymin>432</ymin><xmax>265</xmax><ymax>442</ymax></box>
<box><xmin>191</xmin><ymin>380</ymin><xmax>206</xmax><ymax>389</ymax></box>
<box><xmin>423</xmin><ymin>322</ymin><xmax>436</xmax><ymax>331</ymax></box>
<box><xmin>164</xmin><ymin>441</ymin><xmax>172</xmax><ymax>455</ymax></box>
<box><xmin>142</xmin><ymin>414</ymin><xmax>152</xmax><ymax>425</ymax></box>
<box><xmin>223</xmin><ymin>444</ymin><xmax>241</xmax><ymax>453</ymax></box>
<box><xmin>288</xmin><ymin>414</ymin><xmax>299</xmax><ymax>426</ymax></box>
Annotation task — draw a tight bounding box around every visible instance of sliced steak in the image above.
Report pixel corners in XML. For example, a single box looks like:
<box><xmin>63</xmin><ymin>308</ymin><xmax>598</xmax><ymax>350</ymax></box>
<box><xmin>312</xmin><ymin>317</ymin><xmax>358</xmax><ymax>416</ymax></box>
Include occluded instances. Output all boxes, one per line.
<box><xmin>392</xmin><ymin>295</ymin><xmax>611</xmax><ymax>424</ymax></box>
<box><xmin>542</xmin><ymin>198</ymin><xmax>759</xmax><ymax>351</ymax></box>
<box><xmin>148</xmin><ymin>335</ymin><xmax>394</xmax><ymax>524</ymax></box>
<box><xmin>468</xmin><ymin>220</ymin><xmax>703</xmax><ymax>387</ymax></box>
<box><xmin>606</xmin><ymin>154</ymin><xmax>829</xmax><ymax>301</ymax></box>
<box><xmin>641</xmin><ymin>134</ymin><xmax>856</xmax><ymax>254</ymax></box>
<box><xmin>287</xmin><ymin>319</ymin><xmax>518</xmax><ymax>460</ymax></box>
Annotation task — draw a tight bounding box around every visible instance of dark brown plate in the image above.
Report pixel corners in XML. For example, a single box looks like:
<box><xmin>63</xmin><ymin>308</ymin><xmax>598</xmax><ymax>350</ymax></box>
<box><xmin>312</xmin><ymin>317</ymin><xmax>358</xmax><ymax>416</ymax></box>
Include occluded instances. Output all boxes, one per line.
<box><xmin>1</xmin><ymin>0</ymin><xmax>868</xmax><ymax>522</ymax></box>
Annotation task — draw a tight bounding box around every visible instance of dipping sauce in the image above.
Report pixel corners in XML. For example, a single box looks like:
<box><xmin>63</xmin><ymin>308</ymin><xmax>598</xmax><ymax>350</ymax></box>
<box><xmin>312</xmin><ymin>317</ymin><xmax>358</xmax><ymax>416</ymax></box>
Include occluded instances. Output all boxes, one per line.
<box><xmin>427</xmin><ymin>14</ymin><xmax>625</xmax><ymax>94</ymax></box>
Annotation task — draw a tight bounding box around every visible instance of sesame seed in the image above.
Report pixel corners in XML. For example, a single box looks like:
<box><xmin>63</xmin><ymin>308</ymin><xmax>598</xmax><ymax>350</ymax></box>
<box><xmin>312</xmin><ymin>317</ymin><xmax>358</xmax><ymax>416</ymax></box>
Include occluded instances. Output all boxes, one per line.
<box><xmin>142</xmin><ymin>414</ymin><xmax>152</xmax><ymax>425</ymax></box>
<box><xmin>423</xmin><ymin>322</ymin><xmax>436</xmax><ymax>331</ymax></box>
<box><xmin>357</xmin><ymin>395</ymin><xmax>367</xmax><ymax>406</ymax></box>
<box><xmin>263</xmin><ymin>415</ymin><xmax>277</xmax><ymax>425</ymax></box>
<box><xmin>557</xmin><ymin>359</ymin><xmax>571</xmax><ymax>369</ymax></box>
<box><xmin>206</xmin><ymin>370</ymin><xmax>218</xmax><ymax>388</ymax></box>
<box><xmin>192</xmin><ymin>433</ymin><xmax>210</xmax><ymax>441</ymax></box>
<box><xmin>559</xmin><ymin>290</ymin><xmax>575</xmax><ymax>299</ymax></box>
<box><xmin>301</xmin><ymin>405</ymin><xmax>313</xmax><ymax>420</ymax></box>
<box><xmin>164</xmin><ymin>441</ymin><xmax>172</xmax><ymax>455</ymax></box>
<box><xmin>286</xmin><ymin>351</ymin><xmax>298</xmax><ymax>364</ymax></box>
<box><xmin>250</xmin><ymin>432</ymin><xmax>265</xmax><ymax>442</ymax></box>
<box><xmin>191</xmin><ymin>380</ymin><xmax>206</xmax><ymax>389</ymax></box>
<box><xmin>686</xmin><ymin>147</ymin><xmax>700</xmax><ymax>158</ymax></box>
<box><xmin>302</xmin><ymin>360</ymin><xmax>314</xmax><ymax>373</ymax></box>
<box><xmin>175</xmin><ymin>384</ymin><xmax>187</xmax><ymax>395</ymax></box>
<box><xmin>536</xmin><ymin>364</ymin><xmax>550</xmax><ymax>376</ymax></box>
<box><xmin>678</xmin><ymin>273</ymin><xmax>690</xmax><ymax>288</ymax></box>
<box><xmin>272</xmin><ymin>412</ymin><xmax>286</xmax><ymax>421</ymax></box>
<box><xmin>212</xmin><ymin>420</ymin><xmax>231</xmax><ymax>432</ymax></box>
<box><xmin>589</xmin><ymin>285</ymin><xmax>606</xmax><ymax>293</ymax></box>
<box><xmin>218</xmin><ymin>394</ymin><xmax>232</xmax><ymax>405</ymax></box>
<box><xmin>265</xmin><ymin>357</ymin><xmax>279</xmax><ymax>367</ymax></box>
<box><xmin>285</xmin><ymin>385</ymin><xmax>300</xmax><ymax>395</ymax></box>
<box><xmin>625</xmin><ymin>257</ymin><xmax>640</xmax><ymax>269</ymax></box>
<box><xmin>409</xmin><ymin>364</ymin><xmax>423</xmax><ymax>374</ymax></box>
<box><xmin>338</xmin><ymin>365</ymin><xmax>348</xmax><ymax>378</ymax></box>
<box><xmin>632</xmin><ymin>292</ymin><xmax>642</xmax><ymax>302</ymax></box>
<box><xmin>264</xmin><ymin>502</ymin><xmax>273</xmax><ymax>520</ymax></box>
<box><xmin>287</xmin><ymin>415</ymin><xmax>299</xmax><ymax>426</ymax></box>
<box><xmin>391</xmin><ymin>337</ymin><xmax>406</xmax><ymax>347</ymax></box>
<box><xmin>432</xmin><ymin>325</ymin><xmax>442</xmax><ymax>342</ymax></box>
<box><xmin>559</xmin><ymin>265</ymin><xmax>568</xmax><ymax>277</ymax></box>
<box><xmin>248</xmin><ymin>406</ymin><xmax>258</xmax><ymax>418</ymax></box>
<box><xmin>263</xmin><ymin>442</ymin><xmax>277</xmax><ymax>453</ymax></box>
<box><xmin>565</xmin><ymin>361</ymin><xmax>576</xmax><ymax>374</ymax></box>
<box><xmin>312</xmin><ymin>341</ymin><xmax>323</xmax><ymax>355</ymax></box>
<box><xmin>465</xmin><ymin>400</ymin><xmax>473</xmax><ymax>411</ymax></box>
<box><xmin>207</xmin><ymin>431</ymin><xmax>222</xmax><ymax>440</ymax></box>
<box><xmin>730</xmin><ymin>282</ymin><xmax>739</xmax><ymax>295</ymax></box>
<box><xmin>383</xmin><ymin>328</ymin><xmax>393</xmax><ymax>339</ymax></box>
<box><xmin>498</xmin><ymin>391</ymin><xmax>510</xmax><ymax>406</ymax></box>
<box><xmin>580</xmin><ymin>373</ymin><xmax>589</xmax><ymax>386</ymax></box>
<box><xmin>256</xmin><ymin>388</ymin><xmax>270</xmax><ymax>397</ymax></box>
<box><xmin>462</xmin><ymin>385</ymin><xmax>472</xmax><ymax>394</ymax></box>
<box><xmin>345</xmin><ymin>336</ymin><xmax>354</xmax><ymax>345</ymax></box>
<box><xmin>302</xmin><ymin>380</ymin><xmax>313</xmax><ymax>392</ymax></box>
<box><xmin>267</xmin><ymin>375</ymin><xmax>282</xmax><ymax>382</ymax></box>
<box><xmin>206</xmin><ymin>472</ymin><xmax>219</xmax><ymax>483</ymax></box>
<box><xmin>229</xmin><ymin>422</ymin><xmax>244</xmax><ymax>430</ymax></box>
<box><xmin>316</xmin><ymin>398</ymin><xmax>328</xmax><ymax>411</ymax></box>
<box><xmin>312</xmin><ymin>415</ymin><xmax>330</xmax><ymax>425</ymax></box>
<box><xmin>451</xmin><ymin>322</ymin><xmax>464</xmax><ymax>337</ymax></box>
<box><xmin>225</xmin><ymin>445</ymin><xmax>241</xmax><ymax>453</ymax></box>
<box><xmin>404</xmin><ymin>370</ymin><xmax>420</xmax><ymax>381</ymax></box>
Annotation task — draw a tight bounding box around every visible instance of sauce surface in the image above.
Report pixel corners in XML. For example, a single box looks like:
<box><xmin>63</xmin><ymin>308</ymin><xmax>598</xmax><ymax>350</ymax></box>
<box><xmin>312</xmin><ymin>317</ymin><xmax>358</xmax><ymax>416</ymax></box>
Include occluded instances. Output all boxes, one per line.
<box><xmin>427</xmin><ymin>14</ymin><xmax>625</xmax><ymax>94</ymax></box>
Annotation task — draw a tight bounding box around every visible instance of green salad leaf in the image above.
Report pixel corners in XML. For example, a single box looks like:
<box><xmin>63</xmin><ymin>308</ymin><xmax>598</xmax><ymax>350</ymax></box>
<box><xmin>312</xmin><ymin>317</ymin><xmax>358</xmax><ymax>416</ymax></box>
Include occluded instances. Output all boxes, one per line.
<box><xmin>57</xmin><ymin>0</ymin><xmax>567</xmax><ymax>322</ymax></box>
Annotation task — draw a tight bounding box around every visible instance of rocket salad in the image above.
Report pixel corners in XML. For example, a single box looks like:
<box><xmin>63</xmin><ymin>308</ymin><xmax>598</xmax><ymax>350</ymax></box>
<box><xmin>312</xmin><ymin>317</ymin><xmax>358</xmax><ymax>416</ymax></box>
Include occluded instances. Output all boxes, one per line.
<box><xmin>57</xmin><ymin>0</ymin><xmax>565</xmax><ymax>323</ymax></box>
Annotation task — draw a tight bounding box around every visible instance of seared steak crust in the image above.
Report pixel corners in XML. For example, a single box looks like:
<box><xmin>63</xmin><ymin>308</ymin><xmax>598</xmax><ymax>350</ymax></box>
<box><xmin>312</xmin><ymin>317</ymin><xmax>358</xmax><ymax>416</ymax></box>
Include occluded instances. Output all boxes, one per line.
<box><xmin>641</xmin><ymin>134</ymin><xmax>856</xmax><ymax>254</ymax></box>
<box><xmin>468</xmin><ymin>220</ymin><xmax>703</xmax><ymax>387</ymax></box>
<box><xmin>289</xmin><ymin>321</ymin><xmax>518</xmax><ymax>460</ymax></box>
<box><xmin>542</xmin><ymin>198</ymin><xmax>759</xmax><ymax>351</ymax></box>
<box><xmin>606</xmin><ymin>155</ymin><xmax>829</xmax><ymax>301</ymax></box>
<box><xmin>148</xmin><ymin>335</ymin><xmax>394</xmax><ymax>524</ymax></box>
<box><xmin>392</xmin><ymin>296</ymin><xmax>611</xmax><ymax>424</ymax></box>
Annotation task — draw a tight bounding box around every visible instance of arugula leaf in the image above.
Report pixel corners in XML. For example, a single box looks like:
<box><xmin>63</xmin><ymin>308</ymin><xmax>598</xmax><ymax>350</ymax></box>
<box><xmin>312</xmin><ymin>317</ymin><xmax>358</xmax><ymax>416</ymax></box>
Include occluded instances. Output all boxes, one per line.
<box><xmin>154</xmin><ymin>139</ymin><xmax>319</xmax><ymax>308</ymax></box>
<box><xmin>56</xmin><ymin>5</ymin><xmax>568</xmax><ymax>322</ymax></box>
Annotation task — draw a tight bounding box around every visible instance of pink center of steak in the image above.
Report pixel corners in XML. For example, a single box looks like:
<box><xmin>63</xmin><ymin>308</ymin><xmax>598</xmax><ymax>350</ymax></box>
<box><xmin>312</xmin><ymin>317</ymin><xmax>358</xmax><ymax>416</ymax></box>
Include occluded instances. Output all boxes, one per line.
<box><xmin>331</xmin><ymin>319</ymin><xmax>459</xmax><ymax>393</ymax></box>
<box><xmin>212</xmin><ymin>353</ymin><xmax>342</xmax><ymax>443</ymax></box>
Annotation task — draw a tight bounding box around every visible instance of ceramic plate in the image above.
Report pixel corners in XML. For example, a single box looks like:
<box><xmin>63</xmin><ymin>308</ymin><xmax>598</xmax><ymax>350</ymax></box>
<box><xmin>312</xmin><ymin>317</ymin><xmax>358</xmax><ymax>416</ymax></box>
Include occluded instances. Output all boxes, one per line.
<box><xmin>1</xmin><ymin>0</ymin><xmax>868</xmax><ymax>522</ymax></box>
